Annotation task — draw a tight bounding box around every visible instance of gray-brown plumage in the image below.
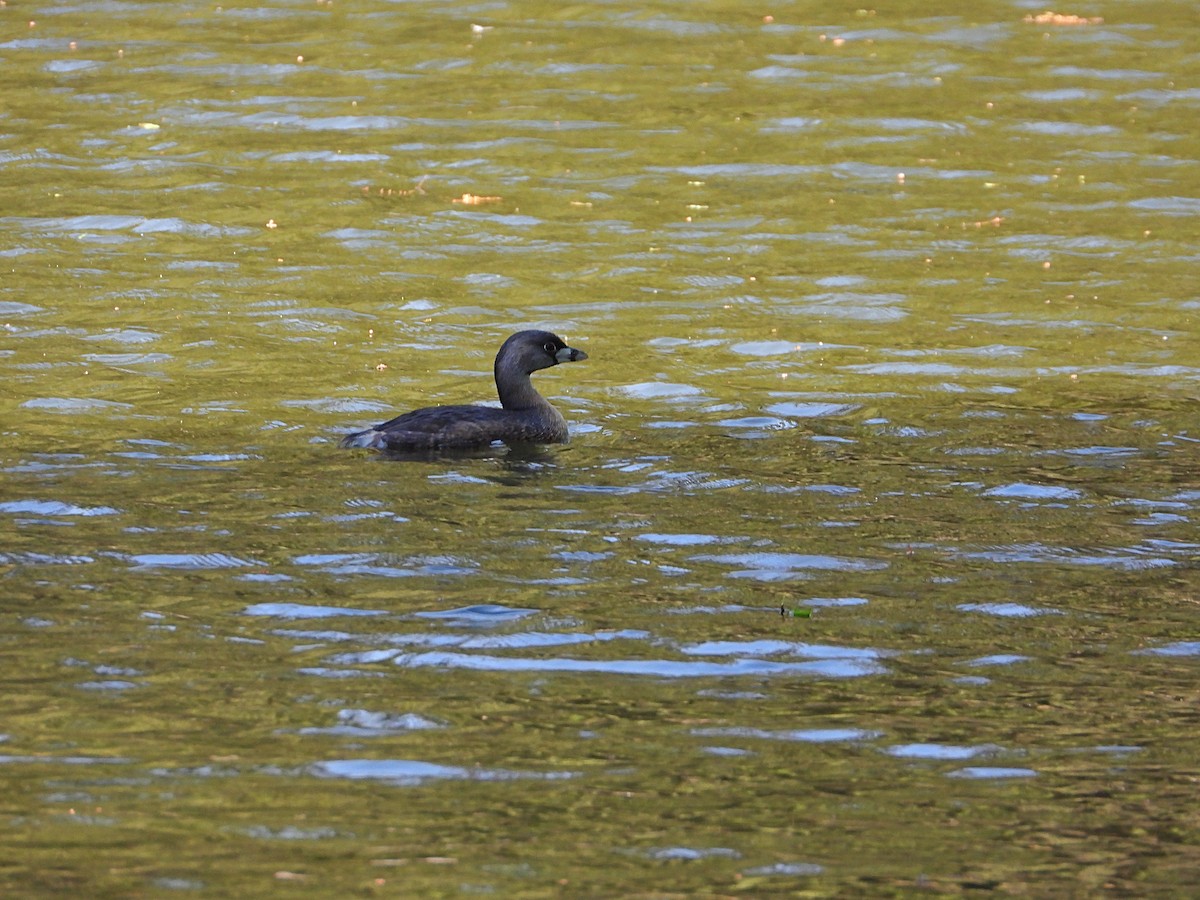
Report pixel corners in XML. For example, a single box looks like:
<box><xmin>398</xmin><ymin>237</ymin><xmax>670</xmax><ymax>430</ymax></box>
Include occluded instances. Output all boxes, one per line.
<box><xmin>339</xmin><ymin>330</ymin><xmax>588</xmax><ymax>453</ymax></box>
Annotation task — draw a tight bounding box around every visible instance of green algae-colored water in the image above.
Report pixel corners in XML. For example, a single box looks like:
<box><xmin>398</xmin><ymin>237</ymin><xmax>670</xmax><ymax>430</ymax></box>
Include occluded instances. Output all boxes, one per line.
<box><xmin>2</xmin><ymin>1</ymin><xmax>1198</xmax><ymax>895</ymax></box>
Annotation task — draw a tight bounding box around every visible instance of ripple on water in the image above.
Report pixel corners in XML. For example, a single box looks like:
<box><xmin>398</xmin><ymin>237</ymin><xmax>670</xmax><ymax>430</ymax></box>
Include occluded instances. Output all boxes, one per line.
<box><xmin>1127</xmin><ymin>196</ymin><xmax>1200</xmax><ymax>215</ymax></box>
<box><xmin>0</xmin><ymin>551</ymin><xmax>95</xmax><ymax>566</ymax></box>
<box><xmin>957</xmin><ymin>542</ymin><xmax>1178</xmax><ymax>570</ymax></box>
<box><xmin>717</xmin><ymin>416</ymin><xmax>795</xmax><ymax>432</ymax></box>
<box><xmin>1013</xmin><ymin>121</ymin><xmax>1121</xmax><ymax>137</ymax></box>
<box><xmin>759</xmin><ymin>115</ymin><xmax>823</xmax><ymax>132</ymax></box>
<box><xmin>644</xmin><ymin>847</ymin><xmax>740</xmax><ymax>861</ymax></box>
<box><xmin>780</xmin><ymin>292</ymin><xmax>909</xmax><ymax>322</ymax></box>
<box><xmin>884</xmin><ymin>743</ymin><xmax>1003</xmax><ymax>760</ymax></box>
<box><xmin>291</xmin><ymin>552</ymin><xmax>476</xmax><ymax>578</ymax></box>
<box><xmin>323</xmin><ymin>227</ymin><xmax>394</xmax><ymax>249</ymax></box>
<box><xmin>744</xmin><ymin>862</ymin><xmax>825</xmax><ymax>877</ymax></box>
<box><xmin>701</xmin><ymin>746</ymin><xmax>755</xmax><ymax>757</ymax></box>
<box><xmin>239</xmin><ymin>826</ymin><xmax>339</xmax><ymax>841</ymax></box>
<box><xmin>284</xmin><ymin>400</ymin><xmax>388</xmax><ymax>417</ymax></box>
<box><xmin>82</xmin><ymin>353</ymin><xmax>172</xmax><ymax>366</ymax></box>
<box><xmin>1132</xmin><ymin>642</ymin><xmax>1200</xmax><ymax>658</ymax></box>
<box><xmin>0</xmin><ymin>499</ymin><xmax>120</xmax><ymax>517</ymax></box>
<box><xmin>614</xmin><ymin>382</ymin><xmax>706</xmax><ymax>400</ymax></box>
<box><xmin>461</xmin><ymin>630</ymin><xmax>650</xmax><ymax>650</ymax></box>
<box><xmin>765</xmin><ymin>401</ymin><xmax>860</xmax><ymax>417</ymax></box>
<box><xmin>963</xmin><ymin>654</ymin><xmax>1032</xmax><ymax>668</ymax></box>
<box><xmin>635</xmin><ymin>533</ymin><xmax>725</xmax><ymax>546</ymax></box>
<box><xmin>0</xmin><ymin>301</ymin><xmax>44</xmax><ymax>316</ymax></box>
<box><xmin>692</xmin><ymin>551</ymin><xmax>887</xmax><ymax>581</ymax></box>
<box><xmin>322</xmin><ymin>630</ymin><xmax>652</xmax><ymax>661</ymax></box>
<box><xmin>0</xmin><ymin>754</ymin><xmax>131</xmax><ymax>766</ymax></box>
<box><xmin>983</xmin><ymin>483</ymin><xmax>1083</xmax><ymax>501</ymax></box>
<box><xmin>21</xmin><ymin>397</ymin><xmax>134</xmax><ymax>412</ymax></box>
<box><xmin>957</xmin><ymin>603</ymin><xmax>1063</xmax><ymax>618</ymax></box>
<box><xmin>130</xmin><ymin>553</ymin><xmax>266</xmax><ymax>570</ymax></box>
<box><xmin>854</xmin><ymin>116</ymin><xmax>970</xmax><ymax>134</ymax></box>
<box><xmin>82</xmin><ymin>328</ymin><xmax>161</xmax><ymax>344</ymax></box>
<box><xmin>310</xmin><ymin>759</ymin><xmax>577</xmax><ymax>785</ymax></box>
<box><xmin>243</xmin><ymin>602</ymin><xmax>387</xmax><ymax>619</ymax></box>
<box><xmin>382</xmin><ymin>652</ymin><xmax>886</xmax><ymax>679</ymax></box>
<box><xmin>806</xmin><ymin>596</ymin><xmax>870</xmax><ymax>607</ymax></box>
<box><xmin>1052</xmin><ymin>446</ymin><xmax>1140</xmax><ymax>460</ymax></box>
<box><xmin>681</xmin><ymin>639</ymin><xmax>889</xmax><ymax>661</ymax></box>
<box><xmin>270</xmin><ymin>151</ymin><xmax>389</xmax><ymax>164</ymax></box>
<box><xmin>649</xmin><ymin>163</ymin><xmax>821</xmax><ymax>178</ymax></box>
<box><xmin>77</xmin><ymin>681</ymin><xmax>142</xmax><ymax>692</ymax></box>
<box><xmin>295</xmin><ymin>709</ymin><xmax>445</xmax><ymax>736</ymax></box>
<box><xmin>409</xmin><ymin>604</ymin><xmax>540</xmax><ymax>625</ymax></box>
<box><xmin>947</xmin><ymin>767</ymin><xmax>1038</xmax><ymax>779</ymax></box>
<box><xmin>691</xmin><ymin>726</ymin><xmax>882</xmax><ymax>743</ymax></box>
<box><xmin>663</xmin><ymin>605</ymin><xmax>755</xmax><ymax>616</ymax></box>
<box><xmin>728</xmin><ymin>340</ymin><xmax>800</xmax><ymax>356</ymax></box>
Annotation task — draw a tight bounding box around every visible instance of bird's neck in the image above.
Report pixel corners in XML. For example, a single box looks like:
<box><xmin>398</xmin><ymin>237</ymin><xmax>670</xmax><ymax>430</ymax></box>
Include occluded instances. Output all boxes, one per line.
<box><xmin>495</xmin><ymin>364</ymin><xmax>546</xmax><ymax>410</ymax></box>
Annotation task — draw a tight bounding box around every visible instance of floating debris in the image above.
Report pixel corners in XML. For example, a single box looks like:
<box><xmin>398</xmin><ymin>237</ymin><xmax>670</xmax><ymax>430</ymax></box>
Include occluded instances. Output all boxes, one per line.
<box><xmin>452</xmin><ymin>193</ymin><xmax>503</xmax><ymax>205</ymax></box>
<box><xmin>361</xmin><ymin>176</ymin><xmax>429</xmax><ymax>199</ymax></box>
<box><xmin>1023</xmin><ymin>11</ymin><xmax>1103</xmax><ymax>25</ymax></box>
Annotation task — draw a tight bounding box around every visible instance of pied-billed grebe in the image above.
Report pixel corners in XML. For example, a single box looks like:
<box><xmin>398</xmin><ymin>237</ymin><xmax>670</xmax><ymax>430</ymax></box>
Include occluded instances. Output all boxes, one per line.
<box><xmin>339</xmin><ymin>330</ymin><xmax>588</xmax><ymax>452</ymax></box>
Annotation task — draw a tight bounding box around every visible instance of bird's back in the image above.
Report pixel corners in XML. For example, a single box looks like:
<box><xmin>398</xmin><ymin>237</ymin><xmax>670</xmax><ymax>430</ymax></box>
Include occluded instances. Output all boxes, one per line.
<box><xmin>338</xmin><ymin>403</ymin><xmax>566</xmax><ymax>451</ymax></box>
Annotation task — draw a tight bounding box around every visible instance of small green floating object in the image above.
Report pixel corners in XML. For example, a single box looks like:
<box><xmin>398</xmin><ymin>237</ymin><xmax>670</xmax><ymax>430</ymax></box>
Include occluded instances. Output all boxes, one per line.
<box><xmin>780</xmin><ymin>605</ymin><xmax>812</xmax><ymax>618</ymax></box>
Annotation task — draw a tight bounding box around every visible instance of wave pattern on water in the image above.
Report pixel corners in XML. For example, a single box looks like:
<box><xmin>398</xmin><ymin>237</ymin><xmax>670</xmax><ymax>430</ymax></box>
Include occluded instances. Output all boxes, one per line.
<box><xmin>1</xmin><ymin>2</ymin><xmax>1198</xmax><ymax>895</ymax></box>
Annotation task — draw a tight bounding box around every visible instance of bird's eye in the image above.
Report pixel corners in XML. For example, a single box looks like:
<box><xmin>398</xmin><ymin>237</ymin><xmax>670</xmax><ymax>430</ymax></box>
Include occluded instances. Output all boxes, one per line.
<box><xmin>543</xmin><ymin>342</ymin><xmax>557</xmax><ymax>355</ymax></box>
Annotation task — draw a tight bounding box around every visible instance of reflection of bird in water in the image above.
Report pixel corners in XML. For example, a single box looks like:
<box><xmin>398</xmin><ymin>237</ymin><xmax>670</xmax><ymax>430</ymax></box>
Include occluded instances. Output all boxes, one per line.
<box><xmin>339</xmin><ymin>330</ymin><xmax>588</xmax><ymax>453</ymax></box>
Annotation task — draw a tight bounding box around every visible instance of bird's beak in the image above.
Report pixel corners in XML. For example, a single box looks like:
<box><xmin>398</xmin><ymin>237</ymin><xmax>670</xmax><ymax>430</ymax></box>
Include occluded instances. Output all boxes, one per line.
<box><xmin>556</xmin><ymin>345</ymin><xmax>587</xmax><ymax>363</ymax></box>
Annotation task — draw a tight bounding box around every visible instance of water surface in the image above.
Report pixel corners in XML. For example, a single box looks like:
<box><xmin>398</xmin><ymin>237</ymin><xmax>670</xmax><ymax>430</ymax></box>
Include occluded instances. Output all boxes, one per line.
<box><xmin>2</xmin><ymin>0</ymin><xmax>1198</xmax><ymax>895</ymax></box>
